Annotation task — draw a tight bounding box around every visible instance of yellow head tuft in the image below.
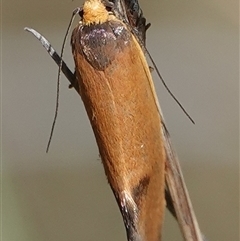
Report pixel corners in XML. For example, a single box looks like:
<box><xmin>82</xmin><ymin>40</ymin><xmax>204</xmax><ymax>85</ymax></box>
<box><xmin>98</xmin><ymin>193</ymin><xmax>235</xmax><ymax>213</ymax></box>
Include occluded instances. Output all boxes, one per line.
<box><xmin>82</xmin><ymin>0</ymin><xmax>109</xmax><ymax>25</ymax></box>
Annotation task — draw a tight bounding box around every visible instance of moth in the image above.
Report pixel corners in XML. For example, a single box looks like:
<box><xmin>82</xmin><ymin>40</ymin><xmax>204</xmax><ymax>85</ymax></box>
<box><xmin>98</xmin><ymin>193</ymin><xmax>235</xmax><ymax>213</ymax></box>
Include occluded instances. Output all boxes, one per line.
<box><xmin>25</xmin><ymin>0</ymin><xmax>206</xmax><ymax>240</ymax></box>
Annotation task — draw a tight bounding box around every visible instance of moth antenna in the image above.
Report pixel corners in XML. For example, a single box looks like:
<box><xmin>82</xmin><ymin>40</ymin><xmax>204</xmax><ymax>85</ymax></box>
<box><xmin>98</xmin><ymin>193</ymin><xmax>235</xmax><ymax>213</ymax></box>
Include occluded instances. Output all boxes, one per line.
<box><xmin>46</xmin><ymin>7</ymin><xmax>82</xmax><ymax>153</ymax></box>
<box><xmin>142</xmin><ymin>45</ymin><xmax>195</xmax><ymax>124</ymax></box>
<box><xmin>116</xmin><ymin>8</ymin><xmax>195</xmax><ymax>124</ymax></box>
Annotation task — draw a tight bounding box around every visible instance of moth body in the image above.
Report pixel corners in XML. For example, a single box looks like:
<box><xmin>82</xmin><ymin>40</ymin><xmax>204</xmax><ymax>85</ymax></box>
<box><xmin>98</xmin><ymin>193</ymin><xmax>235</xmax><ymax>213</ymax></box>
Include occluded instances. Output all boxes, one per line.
<box><xmin>71</xmin><ymin>1</ymin><xmax>166</xmax><ymax>240</ymax></box>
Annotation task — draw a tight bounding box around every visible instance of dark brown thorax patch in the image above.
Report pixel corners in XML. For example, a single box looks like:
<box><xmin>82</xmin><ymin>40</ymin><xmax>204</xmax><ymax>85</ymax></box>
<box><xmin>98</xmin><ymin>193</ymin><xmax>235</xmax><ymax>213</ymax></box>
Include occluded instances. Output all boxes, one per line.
<box><xmin>72</xmin><ymin>20</ymin><xmax>132</xmax><ymax>71</ymax></box>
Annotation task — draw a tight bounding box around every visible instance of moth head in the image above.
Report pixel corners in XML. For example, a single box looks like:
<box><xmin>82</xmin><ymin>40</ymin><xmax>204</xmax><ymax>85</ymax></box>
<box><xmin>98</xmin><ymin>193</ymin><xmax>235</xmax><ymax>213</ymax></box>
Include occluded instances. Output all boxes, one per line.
<box><xmin>82</xmin><ymin>0</ymin><xmax>110</xmax><ymax>25</ymax></box>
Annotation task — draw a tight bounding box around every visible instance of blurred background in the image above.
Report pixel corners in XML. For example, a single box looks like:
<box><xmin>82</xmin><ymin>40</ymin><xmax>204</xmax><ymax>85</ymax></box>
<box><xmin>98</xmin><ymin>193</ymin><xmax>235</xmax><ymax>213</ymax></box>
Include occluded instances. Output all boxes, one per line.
<box><xmin>2</xmin><ymin>0</ymin><xmax>239</xmax><ymax>240</ymax></box>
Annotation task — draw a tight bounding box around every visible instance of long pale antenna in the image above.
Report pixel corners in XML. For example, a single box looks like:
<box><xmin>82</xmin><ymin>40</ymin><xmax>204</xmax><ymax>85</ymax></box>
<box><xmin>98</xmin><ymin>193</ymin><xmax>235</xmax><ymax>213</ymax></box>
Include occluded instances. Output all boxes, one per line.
<box><xmin>45</xmin><ymin>7</ymin><xmax>81</xmax><ymax>152</ymax></box>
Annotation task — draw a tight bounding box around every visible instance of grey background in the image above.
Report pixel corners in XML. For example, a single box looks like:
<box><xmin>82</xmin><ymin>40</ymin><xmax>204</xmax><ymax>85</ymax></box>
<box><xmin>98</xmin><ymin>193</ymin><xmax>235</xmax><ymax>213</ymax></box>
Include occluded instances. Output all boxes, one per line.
<box><xmin>2</xmin><ymin>0</ymin><xmax>239</xmax><ymax>241</ymax></box>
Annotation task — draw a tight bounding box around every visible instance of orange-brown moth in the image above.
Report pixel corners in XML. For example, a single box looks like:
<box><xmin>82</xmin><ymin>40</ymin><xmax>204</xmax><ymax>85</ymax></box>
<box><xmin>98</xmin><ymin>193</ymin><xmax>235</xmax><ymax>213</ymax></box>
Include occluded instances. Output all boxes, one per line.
<box><xmin>72</xmin><ymin>1</ymin><xmax>165</xmax><ymax>240</ymax></box>
<box><xmin>25</xmin><ymin>0</ymin><xmax>206</xmax><ymax>240</ymax></box>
